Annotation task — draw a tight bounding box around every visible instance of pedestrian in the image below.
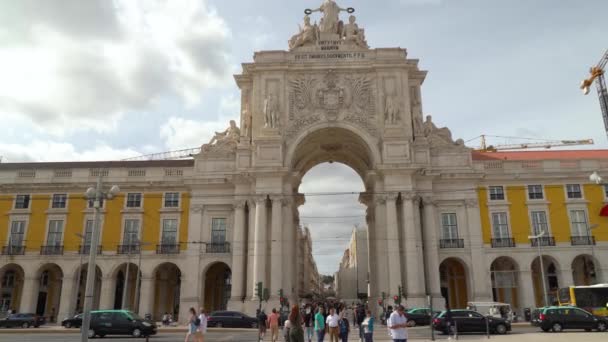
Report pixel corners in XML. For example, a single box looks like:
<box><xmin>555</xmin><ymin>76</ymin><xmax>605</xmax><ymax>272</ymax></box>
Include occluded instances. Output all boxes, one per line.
<box><xmin>314</xmin><ymin>307</ymin><xmax>326</xmax><ymax>342</ymax></box>
<box><xmin>304</xmin><ymin>305</ymin><xmax>314</xmax><ymax>342</ymax></box>
<box><xmin>198</xmin><ymin>307</ymin><xmax>208</xmax><ymax>341</ymax></box>
<box><xmin>258</xmin><ymin>309</ymin><xmax>268</xmax><ymax>340</ymax></box>
<box><xmin>356</xmin><ymin>304</ymin><xmax>366</xmax><ymax>339</ymax></box>
<box><xmin>289</xmin><ymin>304</ymin><xmax>305</xmax><ymax>342</ymax></box>
<box><xmin>387</xmin><ymin>305</ymin><xmax>408</xmax><ymax>342</ymax></box>
<box><xmin>269</xmin><ymin>308</ymin><xmax>281</xmax><ymax>342</ymax></box>
<box><xmin>185</xmin><ymin>307</ymin><xmax>203</xmax><ymax>342</ymax></box>
<box><xmin>326</xmin><ymin>307</ymin><xmax>340</xmax><ymax>342</ymax></box>
<box><xmin>445</xmin><ymin>304</ymin><xmax>454</xmax><ymax>340</ymax></box>
<box><xmin>361</xmin><ymin>310</ymin><xmax>374</xmax><ymax>342</ymax></box>
<box><xmin>384</xmin><ymin>306</ymin><xmax>393</xmax><ymax>326</ymax></box>
<box><xmin>284</xmin><ymin>320</ymin><xmax>292</xmax><ymax>342</ymax></box>
<box><xmin>338</xmin><ymin>314</ymin><xmax>349</xmax><ymax>342</ymax></box>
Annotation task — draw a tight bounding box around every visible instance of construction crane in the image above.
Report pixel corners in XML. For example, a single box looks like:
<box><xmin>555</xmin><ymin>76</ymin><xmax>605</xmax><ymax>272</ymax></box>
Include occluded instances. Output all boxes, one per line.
<box><xmin>121</xmin><ymin>147</ymin><xmax>201</xmax><ymax>161</ymax></box>
<box><xmin>474</xmin><ymin>135</ymin><xmax>594</xmax><ymax>152</ymax></box>
<box><xmin>580</xmin><ymin>49</ymin><xmax>608</xmax><ymax>138</ymax></box>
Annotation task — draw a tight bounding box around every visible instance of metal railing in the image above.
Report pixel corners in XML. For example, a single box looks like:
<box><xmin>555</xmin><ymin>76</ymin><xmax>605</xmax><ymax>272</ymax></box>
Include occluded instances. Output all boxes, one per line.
<box><xmin>570</xmin><ymin>235</ymin><xmax>596</xmax><ymax>246</ymax></box>
<box><xmin>40</xmin><ymin>245</ymin><xmax>64</xmax><ymax>255</ymax></box>
<box><xmin>491</xmin><ymin>238</ymin><xmax>516</xmax><ymax>248</ymax></box>
<box><xmin>1</xmin><ymin>245</ymin><xmax>25</xmax><ymax>255</ymax></box>
<box><xmin>439</xmin><ymin>239</ymin><xmax>464</xmax><ymax>249</ymax></box>
<box><xmin>206</xmin><ymin>242</ymin><xmax>231</xmax><ymax>253</ymax></box>
<box><xmin>78</xmin><ymin>245</ymin><xmax>103</xmax><ymax>255</ymax></box>
<box><xmin>156</xmin><ymin>244</ymin><xmax>180</xmax><ymax>255</ymax></box>
<box><xmin>530</xmin><ymin>236</ymin><xmax>556</xmax><ymax>247</ymax></box>
<box><xmin>116</xmin><ymin>244</ymin><xmax>140</xmax><ymax>255</ymax></box>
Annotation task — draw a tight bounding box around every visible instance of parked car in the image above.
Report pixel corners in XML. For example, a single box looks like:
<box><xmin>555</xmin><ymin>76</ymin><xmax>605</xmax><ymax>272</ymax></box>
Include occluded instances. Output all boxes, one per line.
<box><xmin>87</xmin><ymin>310</ymin><xmax>156</xmax><ymax>338</ymax></box>
<box><xmin>432</xmin><ymin>309</ymin><xmax>511</xmax><ymax>335</ymax></box>
<box><xmin>404</xmin><ymin>308</ymin><xmax>439</xmax><ymax>326</ymax></box>
<box><xmin>0</xmin><ymin>313</ymin><xmax>45</xmax><ymax>328</ymax></box>
<box><xmin>531</xmin><ymin>306</ymin><xmax>608</xmax><ymax>332</ymax></box>
<box><xmin>207</xmin><ymin>311</ymin><xmax>258</xmax><ymax>328</ymax></box>
<box><xmin>61</xmin><ymin>314</ymin><xmax>82</xmax><ymax>328</ymax></box>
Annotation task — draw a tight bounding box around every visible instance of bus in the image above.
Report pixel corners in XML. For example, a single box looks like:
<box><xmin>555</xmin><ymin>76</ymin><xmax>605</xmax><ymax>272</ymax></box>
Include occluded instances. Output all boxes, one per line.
<box><xmin>557</xmin><ymin>284</ymin><xmax>608</xmax><ymax>317</ymax></box>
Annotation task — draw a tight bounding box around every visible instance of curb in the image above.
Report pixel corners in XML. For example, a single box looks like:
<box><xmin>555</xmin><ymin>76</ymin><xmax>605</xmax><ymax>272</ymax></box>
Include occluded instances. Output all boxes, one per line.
<box><xmin>0</xmin><ymin>327</ymin><xmax>254</xmax><ymax>334</ymax></box>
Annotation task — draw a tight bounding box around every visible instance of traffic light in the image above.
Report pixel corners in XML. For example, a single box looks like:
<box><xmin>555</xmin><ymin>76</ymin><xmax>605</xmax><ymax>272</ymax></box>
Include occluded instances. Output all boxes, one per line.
<box><xmin>263</xmin><ymin>288</ymin><xmax>270</xmax><ymax>302</ymax></box>
<box><xmin>256</xmin><ymin>282</ymin><xmax>263</xmax><ymax>301</ymax></box>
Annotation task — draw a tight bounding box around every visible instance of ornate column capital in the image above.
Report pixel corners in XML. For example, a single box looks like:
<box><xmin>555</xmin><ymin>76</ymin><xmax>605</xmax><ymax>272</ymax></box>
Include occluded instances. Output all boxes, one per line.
<box><xmin>234</xmin><ymin>200</ymin><xmax>247</xmax><ymax>210</ymax></box>
<box><xmin>401</xmin><ymin>191</ymin><xmax>417</xmax><ymax>201</ymax></box>
<box><xmin>281</xmin><ymin>197</ymin><xmax>294</xmax><ymax>207</ymax></box>
<box><xmin>270</xmin><ymin>194</ymin><xmax>284</xmax><ymax>203</ymax></box>
<box><xmin>253</xmin><ymin>196</ymin><xmax>268</xmax><ymax>205</ymax></box>
<box><xmin>465</xmin><ymin>199</ymin><xmax>479</xmax><ymax>208</ymax></box>
<box><xmin>190</xmin><ymin>204</ymin><xmax>204</xmax><ymax>213</ymax></box>
<box><xmin>421</xmin><ymin>196</ymin><xmax>436</xmax><ymax>207</ymax></box>
<box><xmin>374</xmin><ymin>194</ymin><xmax>387</xmax><ymax>205</ymax></box>
<box><xmin>386</xmin><ymin>192</ymin><xmax>399</xmax><ymax>202</ymax></box>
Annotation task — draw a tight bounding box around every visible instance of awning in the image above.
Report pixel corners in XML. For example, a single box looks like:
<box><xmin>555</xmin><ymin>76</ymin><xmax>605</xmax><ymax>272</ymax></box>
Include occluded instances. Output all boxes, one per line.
<box><xmin>600</xmin><ymin>204</ymin><xmax>608</xmax><ymax>217</ymax></box>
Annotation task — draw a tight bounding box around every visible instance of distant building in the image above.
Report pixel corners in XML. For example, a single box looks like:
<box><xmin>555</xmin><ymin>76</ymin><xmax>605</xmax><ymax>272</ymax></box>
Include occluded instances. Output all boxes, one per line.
<box><xmin>335</xmin><ymin>227</ymin><xmax>369</xmax><ymax>302</ymax></box>
<box><xmin>298</xmin><ymin>226</ymin><xmax>320</xmax><ymax>297</ymax></box>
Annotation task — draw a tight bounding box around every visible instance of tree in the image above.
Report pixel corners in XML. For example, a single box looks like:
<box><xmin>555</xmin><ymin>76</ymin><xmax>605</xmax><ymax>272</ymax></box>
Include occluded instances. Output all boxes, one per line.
<box><xmin>321</xmin><ymin>275</ymin><xmax>334</xmax><ymax>285</ymax></box>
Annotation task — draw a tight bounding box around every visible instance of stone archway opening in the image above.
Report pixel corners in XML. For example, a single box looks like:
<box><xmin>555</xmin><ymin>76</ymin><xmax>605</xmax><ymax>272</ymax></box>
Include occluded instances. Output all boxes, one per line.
<box><xmin>204</xmin><ymin>262</ymin><xmax>231</xmax><ymax>312</ymax></box>
<box><xmin>0</xmin><ymin>264</ymin><xmax>24</xmax><ymax>314</ymax></box>
<box><xmin>572</xmin><ymin>254</ymin><xmax>598</xmax><ymax>286</ymax></box>
<box><xmin>439</xmin><ymin>258</ymin><xmax>469</xmax><ymax>309</ymax></box>
<box><xmin>490</xmin><ymin>257</ymin><xmax>519</xmax><ymax>310</ymax></box>
<box><xmin>74</xmin><ymin>264</ymin><xmax>102</xmax><ymax>314</ymax></box>
<box><xmin>153</xmin><ymin>263</ymin><xmax>181</xmax><ymax>321</ymax></box>
<box><xmin>531</xmin><ymin>255</ymin><xmax>560</xmax><ymax>307</ymax></box>
<box><xmin>35</xmin><ymin>263</ymin><xmax>63</xmax><ymax>321</ymax></box>
<box><xmin>113</xmin><ymin>263</ymin><xmax>141</xmax><ymax>310</ymax></box>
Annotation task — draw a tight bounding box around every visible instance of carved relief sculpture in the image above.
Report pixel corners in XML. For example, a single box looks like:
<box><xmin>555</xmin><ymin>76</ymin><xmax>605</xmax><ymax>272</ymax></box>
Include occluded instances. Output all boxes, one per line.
<box><xmin>288</xmin><ymin>15</ymin><xmax>318</xmax><ymax>50</ymax></box>
<box><xmin>309</xmin><ymin>0</ymin><xmax>348</xmax><ymax>34</ymax></box>
<box><xmin>384</xmin><ymin>93</ymin><xmax>399</xmax><ymax>125</ymax></box>
<box><xmin>202</xmin><ymin>120</ymin><xmax>240</xmax><ymax>153</ymax></box>
<box><xmin>342</xmin><ymin>15</ymin><xmax>368</xmax><ymax>48</ymax></box>
<box><xmin>263</xmin><ymin>93</ymin><xmax>280</xmax><ymax>129</ymax></box>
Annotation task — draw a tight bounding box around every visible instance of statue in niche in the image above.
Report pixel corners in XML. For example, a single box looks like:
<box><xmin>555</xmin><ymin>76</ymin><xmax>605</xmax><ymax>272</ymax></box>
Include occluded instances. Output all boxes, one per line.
<box><xmin>309</xmin><ymin>0</ymin><xmax>348</xmax><ymax>34</ymax></box>
<box><xmin>264</xmin><ymin>93</ymin><xmax>280</xmax><ymax>128</ymax></box>
<box><xmin>413</xmin><ymin>114</ymin><xmax>424</xmax><ymax>136</ymax></box>
<box><xmin>203</xmin><ymin>120</ymin><xmax>240</xmax><ymax>151</ymax></box>
<box><xmin>384</xmin><ymin>94</ymin><xmax>399</xmax><ymax>125</ymax></box>
<box><xmin>241</xmin><ymin>107</ymin><xmax>252</xmax><ymax>140</ymax></box>
<box><xmin>342</xmin><ymin>15</ymin><xmax>368</xmax><ymax>48</ymax></box>
<box><xmin>289</xmin><ymin>15</ymin><xmax>318</xmax><ymax>50</ymax></box>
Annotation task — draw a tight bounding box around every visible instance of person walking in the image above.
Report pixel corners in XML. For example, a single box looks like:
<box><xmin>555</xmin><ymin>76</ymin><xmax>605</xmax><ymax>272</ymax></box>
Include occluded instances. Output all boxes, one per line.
<box><xmin>361</xmin><ymin>310</ymin><xmax>374</xmax><ymax>342</ymax></box>
<box><xmin>304</xmin><ymin>305</ymin><xmax>314</xmax><ymax>342</ymax></box>
<box><xmin>269</xmin><ymin>308</ymin><xmax>281</xmax><ymax>342</ymax></box>
<box><xmin>289</xmin><ymin>304</ymin><xmax>305</xmax><ymax>342</ymax></box>
<box><xmin>185</xmin><ymin>307</ymin><xmax>203</xmax><ymax>342</ymax></box>
<box><xmin>314</xmin><ymin>307</ymin><xmax>326</xmax><ymax>342</ymax></box>
<box><xmin>387</xmin><ymin>305</ymin><xmax>408</xmax><ymax>342</ymax></box>
<box><xmin>258</xmin><ymin>309</ymin><xmax>268</xmax><ymax>340</ymax></box>
<box><xmin>198</xmin><ymin>307</ymin><xmax>208</xmax><ymax>341</ymax></box>
<box><xmin>325</xmin><ymin>308</ymin><xmax>340</xmax><ymax>342</ymax></box>
<box><xmin>338</xmin><ymin>314</ymin><xmax>350</xmax><ymax>342</ymax></box>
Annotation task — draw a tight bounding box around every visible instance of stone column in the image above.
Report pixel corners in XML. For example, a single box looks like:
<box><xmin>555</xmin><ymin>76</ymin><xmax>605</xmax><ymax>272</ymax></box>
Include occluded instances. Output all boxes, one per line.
<box><xmin>373</xmin><ymin>196</ymin><xmax>388</xmax><ymax>297</ymax></box>
<box><xmin>99</xmin><ymin>276</ymin><xmax>116</xmax><ymax>309</ymax></box>
<box><xmin>138</xmin><ymin>276</ymin><xmax>155</xmax><ymax>316</ymax></box>
<box><xmin>252</xmin><ymin>196</ymin><xmax>267</xmax><ymax>300</ymax></box>
<box><xmin>20</xmin><ymin>276</ymin><xmax>38</xmax><ymax>313</ymax></box>
<box><xmin>270</xmin><ymin>196</ymin><xmax>283</xmax><ymax>296</ymax></box>
<box><xmin>518</xmin><ymin>270</ymin><xmax>535</xmax><ymax>315</ymax></box>
<box><xmin>385</xmin><ymin>193</ymin><xmax>402</xmax><ymax>297</ymax></box>
<box><xmin>57</xmin><ymin>276</ymin><xmax>75</xmax><ymax>321</ymax></box>
<box><xmin>465</xmin><ymin>199</ymin><xmax>493</xmax><ymax>301</ymax></box>
<box><xmin>560</xmin><ymin>267</ymin><xmax>574</xmax><ymax>288</ymax></box>
<box><xmin>230</xmin><ymin>201</ymin><xmax>247</xmax><ymax>301</ymax></box>
<box><xmin>402</xmin><ymin>194</ymin><xmax>425</xmax><ymax>306</ymax></box>
<box><xmin>282</xmin><ymin>198</ymin><xmax>295</xmax><ymax>299</ymax></box>
<box><xmin>422</xmin><ymin>197</ymin><xmax>443</xmax><ymax>305</ymax></box>
<box><xmin>246</xmin><ymin>201</ymin><xmax>256</xmax><ymax>299</ymax></box>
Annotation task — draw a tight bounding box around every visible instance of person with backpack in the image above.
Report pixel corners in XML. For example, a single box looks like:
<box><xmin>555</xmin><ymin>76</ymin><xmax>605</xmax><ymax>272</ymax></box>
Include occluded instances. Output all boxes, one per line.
<box><xmin>185</xmin><ymin>307</ymin><xmax>203</xmax><ymax>342</ymax></box>
<box><xmin>361</xmin><ymin>310</ymin><xmax>374</xmax><ymax>342</ymax></box>
<box><xmin>258</xmin><ymin>309</ymin><xmax>268</xmax><ymax>340</ymax></box>
<box><xmin>338</xmin><ymin>314</ymin><xmax>350</xmax><ymax>342</ymax></box>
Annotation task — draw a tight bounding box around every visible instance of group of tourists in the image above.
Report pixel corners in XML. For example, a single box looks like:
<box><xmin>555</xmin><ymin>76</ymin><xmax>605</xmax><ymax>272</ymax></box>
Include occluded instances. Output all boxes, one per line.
<box><xmin>185</xmin><ymin>307</ymin><xmax>208</xmax><ymax>342</ymax></box>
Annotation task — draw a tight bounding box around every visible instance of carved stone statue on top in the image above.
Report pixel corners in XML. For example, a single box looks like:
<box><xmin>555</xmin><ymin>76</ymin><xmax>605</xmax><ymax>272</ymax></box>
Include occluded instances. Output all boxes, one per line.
<box><xmin>422</xmin><ymin>115</ymin><xmax>464</xmax><ymax>147</ymax></box>
<box><xmin>241</xmin><ymin>107</ymin><xmax>252</xmax><ymax>139</ymax></box>
<box><xmin>309</xmin><ymin>0</ymin><xmax>348</xmax><ymax>34</ymax></box>
<box><xmin>203</xmin><ymin>120</ymin><xmax>240</xmax><ymax>152</ymax></box>
<box><xmin>384</xmin><ymin>94</ymin><xmax>399</xmax><ymax>125</ymax></box>
<box><xmin>263</xmin><ymin>93</ymin><xmax>280</xmax><ymax>129</ymax></box>
<box><xmin>343</xmin><ymin>15</ymin><xmax>368</xmax><ymax>48</ymax></box>
<box><xmin>289</xmin><ymin>15</ymin><xmax>318</xmax><ymax>50</ymax></box>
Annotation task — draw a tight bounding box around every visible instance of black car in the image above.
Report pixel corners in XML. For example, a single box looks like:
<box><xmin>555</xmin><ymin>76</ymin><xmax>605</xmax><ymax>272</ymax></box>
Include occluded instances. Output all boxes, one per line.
<box><xmin>531</xmin><ymin>306</ymin><xmax>608</xmax><ymax>332</ymax></box>
<box><xmin>207</xmin><ymin>311</ymin><xmax>258</xmax><ymax>328</ymax></box>
<box><xmin>61</xmin><ymin>314</ymin><xmax>82</xmax><ymax>328</ymax></box>
<box><xmin>432</xmin><ymin>309</ymin><xmax>511</xmax><ymax>335</ymax></box>
<box><xmin>405</xmin><ymin>308</ymin><xmax>440</xmax><ymax>326</ymax></box>
<box><xmin>0</xmin><ymin>313</ymin><xmax>44</xmax><ymax>328</ymax></box>
<box><xmin>86</xmin><ymin>310</ymin><xmax>156</xmax><ymax>338</ymax></box>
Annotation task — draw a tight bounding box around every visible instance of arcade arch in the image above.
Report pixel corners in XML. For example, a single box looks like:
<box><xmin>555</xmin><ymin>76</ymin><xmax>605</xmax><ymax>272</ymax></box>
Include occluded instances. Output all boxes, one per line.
<box><xmin>490</xmin><ymin>257</ymin><xmax>519</xmax><ymax>310</ymax></box>
<box><xmin>439</xmin><ymin>258</ymin><xmax>469</xmax><ymax>309</ymax></box>
<box><xmin>0</xmin><ymin>264</ymin><xmax>24</xmax><ymax>313</ymax></box>
<box><xmin>74</xmin><ymin>264</ymin><xmax>102</xmax><ymax>313</ymax></box>
<box><xmin>204</xmin><ymin>262</ymin><xmax>231</xmax><ymax>312</ymax></box>
<box><xmin>112</xmin><ymin>263</ymin><xmax>140</xmax><ymax>310</ymax></box>
<box><xmin>531</xmin><ymin>255</ymin><xmax>560</xmax><ymax>307</ymax></box>
<box><xmin>153</xmin><ymin>263</ymin><xmax>181</xmax><ymax>320</ymax></box>
<box><xmin>572</xmin><ymin>254</ymin><xmax>598</xmax><ymax>286</ymax></box>
<box><xmin>34</xmin><ymin>263</ymin><xmax>63</xmax><ymax>319</ymax></box>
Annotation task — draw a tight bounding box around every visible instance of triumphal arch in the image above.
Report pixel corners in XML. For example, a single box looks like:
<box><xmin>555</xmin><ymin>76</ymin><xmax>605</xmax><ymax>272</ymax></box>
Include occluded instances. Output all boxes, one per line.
<box><xmin>184</xmin><ymin>0</ymin><xmax>486</xmax><ymax>314</ymax></box>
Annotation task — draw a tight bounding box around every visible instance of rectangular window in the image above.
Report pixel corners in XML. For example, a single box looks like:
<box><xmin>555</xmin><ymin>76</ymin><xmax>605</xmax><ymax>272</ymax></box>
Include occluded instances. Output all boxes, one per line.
<box><xmin>14</xmin><ymin>195</ymin><xmax>30</xmax><ymax>209</ymax></box>
<box><xmin>570</xmin><ymin>210</ymin><xmax>588</xmax><ymax>236</ymax></box>
<box><xmin>528</xmin><ymin>185</ymin><xmax>543</xmax><ymax>200</ymax></box>
<box><xmin>123</xmin><ymin>219</ymin><xmax>140</xmax><ymax>245</ymax></box>
<box><xmin>211</xmin><ymin>218</ymin><xmax>227</xmax><ymax>244</ymax></box>
<box><xmin>84</xmin><ymin>220</ymin><xmax>94</xmax><ymax>246</ymax></box>
<box><xmin>51</xmin><ymin>194</ymin><xmax>67</xmax><ymax>209</ymax></box>
<box><xmin>161</xmin><ymin>219</ymin><xmax>178</xmax><ymax>245</ymax></box>
<box><xmin>126</xmin><ymin>193</ymin><xmax>142</xmax><ymax>208</ymax></box>
<box><xmin>531</xmin><ymin>211</ymin><xmax>549</xmax><ymax>236</ymax></box>
<box><xmin>491</xmin><ymin>212</ymin><xmax>510</xmax><ymax>238</ymax></box>
<box><xmin>489</xmin><ymin>186</ymin><xmax>505</xmax><ymax>200</ymax></box>
<box><xmin>46</xmin><ymin>220</ymin><xmax>64</xmax><ymax>246</ymax></box>
<box><xmin>604</xmin><ymin>185</ymin><xmax>608</xmax><ymax>198</ymax></box>
<box><xmin>164</xmin><ymin>193</ymin><xmax>180</xmax><ymax>208</ymax></box>
<box><xmin>9</xmin><ymin>221</ymin><xmax>25</xmax><ymax>246</ymax></box>
<box><xmin>441</xmin><ymin>213</ymin><xmax>459</xmax><ymax>239</ymax></box>
<box><xmin>566</xmin><ymin>184</ymin><xmax>582</xmax><ymax>199</ymax></box>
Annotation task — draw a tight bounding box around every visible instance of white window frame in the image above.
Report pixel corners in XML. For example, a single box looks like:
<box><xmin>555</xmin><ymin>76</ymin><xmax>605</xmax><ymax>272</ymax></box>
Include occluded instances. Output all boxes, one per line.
<box><xmin>440</xmin><ymin>213</ymin><xmax>459</xmax><ymax>239</ymax></box>
<box><xmin>45</xmin><ymin>219</ymin><xmax>65</xmax><ymax>246</ymax></box>
<box><xmin>121</xmin><ymin>218</ymin><xmax>141</xmax><ymax>245</ymax></box>
<box><xmin>160</xmin><ymin>217</ymin><xmax>179</xmax><ymax>245</ymax></box>
<box><xmin>14</xmin><ymin>194</ymin><xmax>31</xmax><ymax>209</ymax></box>
<box><xmin>488</xmin><ymin>186</ymin><xmax>506</xmax><ymax>201</ymax></box>
<box><xmin>565</xmin><ymin>184</ymin><xmax>583</xmax><ymax>199</ymax></box>
<box><xmin>491</xmin><ymin>212</ymin><xmax>511</xmax><ymax>238</ymax></box>
<box><xmin>125</xmin><ymin>193</ymin><xmax>143</xmax><ymax>208</ymax></box>
<box><xmin>210</xmin><ymin>217</ymin><xmax>227</xmax><ymax>244</ymax></box>
<box><xmin>50</xmin><ymin>193</ymin><xmax>68</xmax><ymax>209</ymax></box>
<box><xmin>6</xmin><ymin>218</ymin><xmax>28</xmax><ymax>247</ymax></box>
<box><xmin>527</xmin><ymin>185</ymin><xmax>544</xmax><ymax>200</ymax></box>
<box><xmin>569</xmin><ymin>209</ymin><xmax>589</xmax><ymax>237</ymax></box>
<box><xmin>163</xmin><ymin>192</ymin><xmax>180</xmax><ymax>208</ymax></box>
<box><xmin>530</xmin><ymin>210</ymin><xmax>550</xmax><ymax>236</ymax></box>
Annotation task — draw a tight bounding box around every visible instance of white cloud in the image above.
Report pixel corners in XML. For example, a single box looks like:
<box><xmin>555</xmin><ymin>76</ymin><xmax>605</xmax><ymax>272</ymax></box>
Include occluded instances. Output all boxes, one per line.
<box><xmin>160</xmin><ymin>116</ymin><xmax>233</xmax><ymax>151</ymax></box>
<box><xmin>0</xmin><ymin>140</ymin><xmax>141</xmax><ymax>163</ymax></box>
<box><xmin>0</xmin><ymin>0</ymin><xmax>233</xmax><ymax>136</ymax></box>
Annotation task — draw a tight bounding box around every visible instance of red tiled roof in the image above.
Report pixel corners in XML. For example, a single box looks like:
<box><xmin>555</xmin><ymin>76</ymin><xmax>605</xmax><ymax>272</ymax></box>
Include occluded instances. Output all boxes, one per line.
<box><xmin>472</xmin><ymin>150</ymin><xmax>608</xmax><ymax>161</ymax></box>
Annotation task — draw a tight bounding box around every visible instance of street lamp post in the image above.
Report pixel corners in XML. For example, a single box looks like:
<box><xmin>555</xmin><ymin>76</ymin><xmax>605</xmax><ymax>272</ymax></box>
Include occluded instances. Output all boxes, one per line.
<box><xmin>81</xmin><ymin>176</ymin><xmax>119</xmax><ymax>342</ymax></box>
<box><xmin>122</xmin><ymin>238</ymin><xmax>132</xmax><ymax>310</ymax></box>
<box><xmin>528</xmin><ymin>230</ymin><xmax>548</xmax><ymax>307</ymax></box>
<box><xmin>589</xmin><ymin>171</ymin><xmax>606</xmax><ymax>284</ymax></box>
<box><xmin>75</xmin><ymin>232</ymin><xmax>85</xmax><ymax>315</ymax></box>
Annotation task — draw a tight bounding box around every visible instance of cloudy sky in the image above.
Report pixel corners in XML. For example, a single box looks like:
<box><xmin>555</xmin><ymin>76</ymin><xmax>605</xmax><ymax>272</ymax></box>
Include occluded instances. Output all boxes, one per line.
<box><xmin>1</xmin><ymin>0</ymin><xmax>607</xmax><ymax>274</ymax></box>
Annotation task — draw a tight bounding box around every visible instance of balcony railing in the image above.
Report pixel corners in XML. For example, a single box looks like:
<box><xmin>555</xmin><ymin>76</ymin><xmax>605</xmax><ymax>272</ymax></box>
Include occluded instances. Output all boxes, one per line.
<box><xmin>570</xmin><ymin>235</ymin><xmax>596</xmax><ymax>246</ymax></box>
<box><xmin>491</xmin><ymin>238</ymin><xmax>516</xmax><ymax>248</ymax></box>
<box><xmin>40</xmin><ymin>245</ymin><xmax>63</xmax><ymax>255</ymax></box>
<box><xmin>530</xmin><ymin>236</ymin><xmax>556</xmax><ymax>247</ymax></box>
<box><xmin>156</xmin><ymin>244</ymin><xmax>180</xmax><ymax>255</ymax></box>
<box><xmin>1</xmin><ymin>245</ymin><xmax>25</xmax><ymax>255</ymax></box>
<box><xmin>439</xmin><ymin>239</ymin><xmax>464</xmax><ymax>249</ymax></box>
<box><xmin>78</xmin><ymin>245</ymin><xmax>103</xmax><ymax>255</ymax></box>
<box><xmin>116</xmin><ymin>244</ymin><xmax>140</xmax><ymax>255</ymax></box>
<box><xmin>206</xmin><ymin>242</ymin><xmax>231</xmax><ymax>253</ymax></box>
